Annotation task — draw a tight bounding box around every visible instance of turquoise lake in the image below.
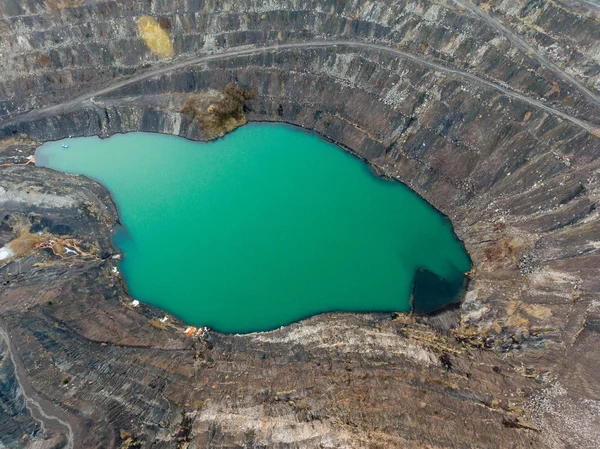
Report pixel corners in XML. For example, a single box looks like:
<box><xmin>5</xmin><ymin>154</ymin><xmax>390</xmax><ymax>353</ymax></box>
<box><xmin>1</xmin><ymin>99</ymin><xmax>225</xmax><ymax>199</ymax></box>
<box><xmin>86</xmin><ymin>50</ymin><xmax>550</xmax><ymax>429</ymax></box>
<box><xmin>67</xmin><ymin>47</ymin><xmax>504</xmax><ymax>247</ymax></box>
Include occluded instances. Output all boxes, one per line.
<box><xmin>36</xmin><ymin>124</ymin><xmax>471</xmax><ymax>333</ymax></box>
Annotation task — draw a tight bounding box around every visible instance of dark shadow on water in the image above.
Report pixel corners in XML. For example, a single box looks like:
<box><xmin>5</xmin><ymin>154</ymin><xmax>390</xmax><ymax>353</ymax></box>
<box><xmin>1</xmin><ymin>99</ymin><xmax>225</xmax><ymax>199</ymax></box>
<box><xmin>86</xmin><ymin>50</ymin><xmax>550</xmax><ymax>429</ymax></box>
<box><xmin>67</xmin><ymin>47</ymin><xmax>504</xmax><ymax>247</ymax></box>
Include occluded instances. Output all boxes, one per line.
<box><xmin>411</xmin><ymin>268</ymin><xmax>468</xmax><ymax>315</ymax></box>
<box><xmin>111</xmin><ymin>223</ymin><xmax>131</xmax><ymax>242</ymax></box>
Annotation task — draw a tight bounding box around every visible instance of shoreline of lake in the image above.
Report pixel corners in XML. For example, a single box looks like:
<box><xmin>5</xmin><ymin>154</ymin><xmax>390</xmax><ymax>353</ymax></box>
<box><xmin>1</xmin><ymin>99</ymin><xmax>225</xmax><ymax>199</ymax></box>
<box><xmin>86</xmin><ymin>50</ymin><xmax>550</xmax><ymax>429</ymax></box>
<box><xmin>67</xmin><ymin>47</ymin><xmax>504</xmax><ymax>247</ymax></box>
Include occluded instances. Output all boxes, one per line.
<box><xmin>36</xmin><ymin>123</ymin><xmax>471</xmax><ymax>333</ymax></box>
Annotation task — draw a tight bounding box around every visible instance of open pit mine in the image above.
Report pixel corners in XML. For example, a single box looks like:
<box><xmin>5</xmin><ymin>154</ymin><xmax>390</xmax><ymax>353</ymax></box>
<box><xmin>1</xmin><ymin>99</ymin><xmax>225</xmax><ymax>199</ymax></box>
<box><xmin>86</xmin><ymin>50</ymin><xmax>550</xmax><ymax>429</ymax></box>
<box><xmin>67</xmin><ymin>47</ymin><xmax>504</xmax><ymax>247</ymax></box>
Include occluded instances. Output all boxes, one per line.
<box><xmin>1</xmin><ymin>0</ymin><xmax>599</xmax><ymax>447</ymax></box>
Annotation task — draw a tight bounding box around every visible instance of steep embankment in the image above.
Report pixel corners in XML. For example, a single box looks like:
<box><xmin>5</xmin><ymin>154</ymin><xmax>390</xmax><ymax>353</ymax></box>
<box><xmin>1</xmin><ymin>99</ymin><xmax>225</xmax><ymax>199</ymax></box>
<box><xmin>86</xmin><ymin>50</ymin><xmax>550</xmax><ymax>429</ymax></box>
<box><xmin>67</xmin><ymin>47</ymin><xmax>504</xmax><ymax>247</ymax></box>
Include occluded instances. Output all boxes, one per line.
<box><xmin>0</xmin><ymin>0</ymin><xmax>599</xmax><ymax>447</ymax></box>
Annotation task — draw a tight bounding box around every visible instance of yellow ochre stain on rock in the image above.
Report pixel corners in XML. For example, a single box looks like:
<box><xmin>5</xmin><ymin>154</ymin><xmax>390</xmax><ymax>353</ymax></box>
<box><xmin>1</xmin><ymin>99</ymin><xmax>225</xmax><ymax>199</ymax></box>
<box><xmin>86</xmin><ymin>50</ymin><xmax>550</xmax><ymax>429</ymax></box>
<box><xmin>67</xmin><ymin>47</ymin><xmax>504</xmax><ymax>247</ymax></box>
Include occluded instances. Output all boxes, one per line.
<box><xmin>138</xmin><ymin>16</ymin><xmax>174</xmax><ymax>58</ymax></box>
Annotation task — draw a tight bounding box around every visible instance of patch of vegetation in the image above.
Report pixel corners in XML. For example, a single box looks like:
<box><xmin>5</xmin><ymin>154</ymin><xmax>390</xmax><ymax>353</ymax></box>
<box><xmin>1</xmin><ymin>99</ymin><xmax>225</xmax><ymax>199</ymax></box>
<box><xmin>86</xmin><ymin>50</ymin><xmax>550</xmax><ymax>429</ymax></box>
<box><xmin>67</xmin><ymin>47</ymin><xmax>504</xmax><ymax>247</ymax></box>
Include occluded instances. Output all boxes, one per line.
<box><xmin>157</xmin><ymin>17</ymin><xmax>171</xmax><ymax>31</ymax></box>
<box><xmin>440</xmin><ymin>353</ymin><xmax>453</xmax><ymax>371</ymax></box>
<box><xmin>174</xmin><ymin>412</ymin><xmax>194</xmax><ymax>447</ymax></box>
<box><xmin>150</xmin><ymin>318</ymin><xmax>166</xmax><ymax>330</ymax></box>
<box><xmin>181</xmin><ymin>84</ymin><xmax>256</xmax><ymax>139</ymax></box>
<box><xmin>62</xmin><ymin>377</ymin><xmax>70</xmax><ymax>385</ymax></box>
<box><xmin>81</xmin><ymin>200</ymin><xmax>103</xmax><ymax>220</ymax></box>
<box><xmin>119</xmin><ymin>430</ymin><xmax>141</xmax><ymax>449</ymax></box>
<box><xmin>0</xmin><ymin>136</ymin><xmax>36</xmax><ymax>152</ymax></box>
<box><xmin>8</xmin><ymin>229</ymin><xmax>45</xmax><ymax>256</ymax></box>
<box><xmin>138</xmin><ymin>16</ymin><xmax>174</xmax><ymax>58</ymax></box>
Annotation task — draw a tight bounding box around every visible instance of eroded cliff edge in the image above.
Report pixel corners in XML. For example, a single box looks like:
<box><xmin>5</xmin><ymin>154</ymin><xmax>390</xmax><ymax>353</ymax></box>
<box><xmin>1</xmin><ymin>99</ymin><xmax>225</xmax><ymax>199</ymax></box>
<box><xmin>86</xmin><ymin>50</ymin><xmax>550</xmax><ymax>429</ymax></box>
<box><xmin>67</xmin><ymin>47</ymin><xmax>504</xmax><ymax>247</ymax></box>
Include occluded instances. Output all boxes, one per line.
<box><xmin>0</xmin><ymin>0</ymin><xmax>599</xmax><ymax>447</ymax></box>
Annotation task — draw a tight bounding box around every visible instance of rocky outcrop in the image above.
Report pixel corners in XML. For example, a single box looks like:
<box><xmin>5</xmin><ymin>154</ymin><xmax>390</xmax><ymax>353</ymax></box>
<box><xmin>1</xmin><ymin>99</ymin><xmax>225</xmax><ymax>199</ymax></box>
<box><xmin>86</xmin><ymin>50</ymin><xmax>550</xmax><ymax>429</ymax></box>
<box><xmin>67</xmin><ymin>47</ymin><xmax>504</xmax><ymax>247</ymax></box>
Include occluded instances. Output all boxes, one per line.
<box><xmin>0</xmin><ymin>339</ymin><xmax>40</xmax><ymax>448</ymax></box>
<box><xmin>1</xmin><ymin>0</ymin><xmax>599</xmax><ymax>447</ymax></box>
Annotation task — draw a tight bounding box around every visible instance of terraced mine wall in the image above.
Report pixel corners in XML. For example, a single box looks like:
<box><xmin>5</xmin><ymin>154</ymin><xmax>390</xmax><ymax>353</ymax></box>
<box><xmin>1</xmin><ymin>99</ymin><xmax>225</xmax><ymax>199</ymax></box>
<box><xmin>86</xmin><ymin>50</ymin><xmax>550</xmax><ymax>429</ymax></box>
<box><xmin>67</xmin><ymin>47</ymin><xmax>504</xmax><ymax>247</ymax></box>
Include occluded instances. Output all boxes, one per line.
<box><xmin>0</xmin><ymin>0</ymin><xmax>599</xmax><ymax>447</ymax></box>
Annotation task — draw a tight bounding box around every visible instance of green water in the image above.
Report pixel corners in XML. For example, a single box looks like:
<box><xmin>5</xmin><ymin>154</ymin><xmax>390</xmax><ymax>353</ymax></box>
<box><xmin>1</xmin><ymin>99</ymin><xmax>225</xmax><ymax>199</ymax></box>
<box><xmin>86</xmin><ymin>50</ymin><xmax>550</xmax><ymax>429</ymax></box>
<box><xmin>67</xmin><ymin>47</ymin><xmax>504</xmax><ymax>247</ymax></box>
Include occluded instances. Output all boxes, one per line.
<box><xmin>36</xmin><ymin>124</ymin><xmax>470</xmax><ymax>333</ymax></box>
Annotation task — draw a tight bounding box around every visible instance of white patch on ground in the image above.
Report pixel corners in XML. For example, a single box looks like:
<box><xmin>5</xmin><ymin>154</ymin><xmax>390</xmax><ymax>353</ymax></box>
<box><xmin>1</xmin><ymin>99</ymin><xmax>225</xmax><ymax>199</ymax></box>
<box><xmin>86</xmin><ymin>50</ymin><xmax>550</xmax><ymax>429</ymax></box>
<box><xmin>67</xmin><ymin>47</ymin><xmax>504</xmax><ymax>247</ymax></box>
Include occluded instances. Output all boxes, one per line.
<box><xmin>528</xmin><ymin>381</ymin><xmax>600</xmax><ymax>449</ymax></box>
<box><xmin>580</xmin><ymin>209</ymin><xmax>599</xmax><ymax>225</ymax></box>
<box><xmin>358</xmin><ymin>2</ymin><xmax>385</xmax><ymax>23</ymax></box>
<box><xmin>201</xmin><ymin>35</ymin><xmax>219</xmax><ymax>52</ymax></box>
<box><xmin>586</xmin><ymin>241</ymin><xmax>600</xmax><ymax>252</ymax></box>
<box><xmin>15</xmin><ymin>35</ymin><xmax>32</xmax><ymax>52</ymax></box>
<box><xmin>423</xmin><ymin>4</ymin><xmax>442</xmax><ymax>22</ymax></box>
<box><xmin>252</xmin><ymin>321</ymin><xmax>436</xmax><ymax>365</ymax></box>
<box><xmin>0</xmin><ymin>246</ymin><xmax>14</xmax><ymax>261</ymax></box>
<box><xmin>461</xmin><ymin>289</ymin><xmax>490</xmax><ymax>324</ymax></box>
<box><xmin>195</xmin><ymin>403</ymin><xmax>354</xmax><ymax>447</ymax></box>
<box><xmin>170</xmin><ymin>112</ymin><xmax>182</xmax><ymax>135</ymax></box>
<box><xmin>383</xmin><ymin>77</ymin><xmax>409</xmax><ymax>108</ymax></box>
<box><xmin>312</xmin><ymin>53</ymin><xmax>359</xmax><ymax>88</ymax></box>
<box><xmin>527</xmin><ymin>269</ymin><xmax>579</xmax><ymax>300</ymax></box>
<box><xmin>463</xmin><ymin>305</ymin><xmax>489</xmax><ymax>324</ymax></box>
<box><xmin>529</xmin><ymin>269</ymin><xmax>579</xmax><ymax>286</ymax></box>
<box><xmin>471</xmin><ymin>43</ymin><xmax>490</xmax><ymax>66</ymax></box>
<box><xmin>441</xmin><ymin>33</ymin><xmax>469</xmax><ymax>57</ymax></box>
<box><xmin>0</xmin><ymin>186</ymin><xmax>75</xmax><ymax>208</ymax></box>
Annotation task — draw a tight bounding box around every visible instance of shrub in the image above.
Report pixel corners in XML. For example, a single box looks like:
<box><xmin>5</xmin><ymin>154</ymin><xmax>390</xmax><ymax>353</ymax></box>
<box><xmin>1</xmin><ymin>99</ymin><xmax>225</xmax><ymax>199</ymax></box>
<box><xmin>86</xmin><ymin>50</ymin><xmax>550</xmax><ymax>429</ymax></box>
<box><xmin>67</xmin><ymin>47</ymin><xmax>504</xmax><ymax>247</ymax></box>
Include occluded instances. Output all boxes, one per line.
<box><xmin>181</xmin><ymin>84</ymin><xmax>256</xmax><ymax>139</ymax></box>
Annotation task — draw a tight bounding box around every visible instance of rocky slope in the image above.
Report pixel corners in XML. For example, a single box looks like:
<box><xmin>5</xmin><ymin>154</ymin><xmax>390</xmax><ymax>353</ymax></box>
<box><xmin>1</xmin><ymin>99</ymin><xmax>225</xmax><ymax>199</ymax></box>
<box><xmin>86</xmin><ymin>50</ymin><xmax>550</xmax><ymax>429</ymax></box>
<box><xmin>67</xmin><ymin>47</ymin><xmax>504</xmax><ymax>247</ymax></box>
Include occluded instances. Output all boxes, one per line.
<box><xmin>1</xmin><ymin>0</ymin><xmax>599</xmax><ymax>447</ymax></box>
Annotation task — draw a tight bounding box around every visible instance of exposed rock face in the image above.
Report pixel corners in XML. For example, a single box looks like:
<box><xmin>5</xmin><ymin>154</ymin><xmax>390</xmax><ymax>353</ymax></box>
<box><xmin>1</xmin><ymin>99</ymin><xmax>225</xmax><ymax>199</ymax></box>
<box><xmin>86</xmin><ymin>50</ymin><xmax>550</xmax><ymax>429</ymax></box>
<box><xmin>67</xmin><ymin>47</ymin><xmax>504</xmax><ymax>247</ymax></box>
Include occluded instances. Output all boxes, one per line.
<box><xmin>0</xmin><ymin>0</ymin><xmax>599</xmax><ymax>447</ymax></box>
<box><xmin>0</xmin><ymin>339</ymin><xmax>42</xmax><ymax>447</ymax></box>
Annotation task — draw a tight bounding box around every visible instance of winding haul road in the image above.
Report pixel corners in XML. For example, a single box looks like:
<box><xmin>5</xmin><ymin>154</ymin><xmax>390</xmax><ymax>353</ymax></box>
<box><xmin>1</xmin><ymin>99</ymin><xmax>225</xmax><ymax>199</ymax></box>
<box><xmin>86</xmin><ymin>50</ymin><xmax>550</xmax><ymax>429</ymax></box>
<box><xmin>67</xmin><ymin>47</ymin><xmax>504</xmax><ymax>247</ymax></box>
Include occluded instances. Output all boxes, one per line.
<box><xmin>0</xmin><ymin>322</ymin><xmax>74</xmax><ymax>449</ymax></box>
<box><xmin>451</xmin><ymin>0</ymin><xmax>600</xmax><ymax>109</ymax></box>
<box><xmin>0</xmin><ymin>40</ymin><xmax>598</xmax><ymax>135</ymax></box>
